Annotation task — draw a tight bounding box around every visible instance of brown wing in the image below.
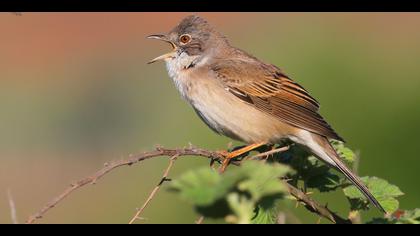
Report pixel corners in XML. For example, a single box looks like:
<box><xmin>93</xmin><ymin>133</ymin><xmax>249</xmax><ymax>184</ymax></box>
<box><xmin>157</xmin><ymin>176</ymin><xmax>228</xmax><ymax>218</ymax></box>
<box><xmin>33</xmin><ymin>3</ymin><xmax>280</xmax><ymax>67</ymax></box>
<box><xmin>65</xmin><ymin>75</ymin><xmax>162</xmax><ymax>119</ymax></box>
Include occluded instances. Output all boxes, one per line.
<box><xmin>211</xmin><ymin>59</ymin><xmax>344</xmax><ymax>142</ymax></box>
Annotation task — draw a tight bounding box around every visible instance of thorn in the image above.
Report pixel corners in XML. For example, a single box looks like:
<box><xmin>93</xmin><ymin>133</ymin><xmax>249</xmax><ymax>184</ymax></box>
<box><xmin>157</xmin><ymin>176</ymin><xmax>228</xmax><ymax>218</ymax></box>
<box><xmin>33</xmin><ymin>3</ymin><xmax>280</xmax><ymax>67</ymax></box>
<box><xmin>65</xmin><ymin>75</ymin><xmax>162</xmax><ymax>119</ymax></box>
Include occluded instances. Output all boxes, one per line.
<box><xmin>310</xmin><ymin>202</ymin><xmax>317</xmax><ymax>211</ymax></box>
<box><xmin>155</xmin><ymin>144</ymin><xmax>163</xmax><ymax>151</ymax></box>
<box><xmin>209</xmin><ymin>159</ymin><xmax>216</xmax><ymax>170</ymax></box>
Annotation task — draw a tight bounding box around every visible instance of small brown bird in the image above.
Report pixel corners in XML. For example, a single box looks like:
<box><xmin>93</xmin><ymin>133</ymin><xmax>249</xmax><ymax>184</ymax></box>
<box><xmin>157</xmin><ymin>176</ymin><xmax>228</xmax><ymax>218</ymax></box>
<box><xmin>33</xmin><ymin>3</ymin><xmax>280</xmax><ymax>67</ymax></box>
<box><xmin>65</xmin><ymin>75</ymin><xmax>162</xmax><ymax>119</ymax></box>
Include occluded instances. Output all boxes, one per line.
<box><xmin>147</xmin><ymin>15</ymin><xmax>385</xmax><ymax>213</ymax></box>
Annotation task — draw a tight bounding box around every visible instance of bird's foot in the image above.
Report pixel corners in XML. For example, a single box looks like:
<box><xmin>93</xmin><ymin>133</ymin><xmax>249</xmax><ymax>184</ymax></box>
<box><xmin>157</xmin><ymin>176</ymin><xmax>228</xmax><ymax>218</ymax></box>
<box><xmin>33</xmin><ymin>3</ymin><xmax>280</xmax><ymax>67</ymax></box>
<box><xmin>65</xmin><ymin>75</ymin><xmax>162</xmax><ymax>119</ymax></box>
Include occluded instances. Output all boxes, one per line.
<box><xmin>218</xmin><ymin>142</ymin><xmax>267</xmax><ymax>173</ymax></box>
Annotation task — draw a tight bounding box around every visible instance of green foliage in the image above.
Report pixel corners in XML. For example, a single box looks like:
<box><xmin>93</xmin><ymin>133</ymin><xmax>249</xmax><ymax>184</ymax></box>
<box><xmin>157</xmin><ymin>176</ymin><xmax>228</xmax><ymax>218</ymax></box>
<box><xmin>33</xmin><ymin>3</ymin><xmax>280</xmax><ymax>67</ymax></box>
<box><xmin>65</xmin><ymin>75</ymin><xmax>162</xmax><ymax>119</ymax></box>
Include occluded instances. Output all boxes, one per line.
<box><xmin>286</xmin><ymin>146</ymin><xmax>342</xmax><ymax>193</ymax></box>
<box><xmin>170</xmin><ymin>160</ymin><xmax>290</xmax><ymax>224</ymax></box>
<box><xmin>394</xmin><ymin>209</ymin><xmax>420</xmax><ymax>224</ymax></box>
<box><xmin>331</xmin><ymin>140</ymin><xmax>356</xmax><ymax>164</ymax></box>
<box><xmin>343</xmin><ymin>177</ymin><xmax>404</xmax><ymax>213</ymax></box>
<box><xmin>169</xmin><ymin>142</ymin><xmax>410</xmax><ymax>224</ymax></box>
<box><xmin>300</xmin><ymin>156</ymin><xmax>342</xmax><ymax>192</ymax></box>
<box><xmin>251</xmin><ymin>204</ymin><xmax>279</xmax><ymax>224</ymax></box>
<box><xmin>169</xmin><ymin>168</ymin><xmax>233</xmax><ymax>206</ymax></box>
<box><xmin>368</xmin><ymin>209</ymin><xmax>420</xmax><ymax>224</ymax></box>
<box><xmin>225</xmin><ymin>193</ymin><xmax>255</xmax><ymax>224</ymax></box>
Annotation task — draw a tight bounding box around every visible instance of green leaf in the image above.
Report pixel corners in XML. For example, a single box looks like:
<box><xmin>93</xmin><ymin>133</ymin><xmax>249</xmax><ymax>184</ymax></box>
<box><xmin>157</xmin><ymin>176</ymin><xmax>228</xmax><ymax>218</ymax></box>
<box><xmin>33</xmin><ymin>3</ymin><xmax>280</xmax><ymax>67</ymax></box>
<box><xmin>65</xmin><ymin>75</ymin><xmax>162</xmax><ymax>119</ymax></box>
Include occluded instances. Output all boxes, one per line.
<box><xmin>305</xmin><ymin>164</ymin><xmax>341</xmax><ymax>192</ymax></box>
<box><xmin>251</xmin><ymin>204</ymin><xmax>278</xmax><ymax>224</ymax></box>
<box><xmin>395</xmin><ymin>209</ymin><xmax>420</xmax><ymax>224</ymax></box>
<box><xmin>289</xmin><ymin>154</ymin><xmax>342</xmax><ymax>192</ymax></box>
<box><xmin>331</xmin><ymin>140</ymin><xmax>355</xmax><ymax>164</ymax></box>
<box><xmin>170</xmin><ymin>160</ymin><xmax>290</xmax><ymax>223</ymax></box>
<box><xmin>379</xmin><ymin>198</ymin><xmax>400</xmax><ymax>214</ymax></box>
<box><xmin>367</xmin><ymin>209</ymin><xmax>420</xmax><ymax>224</ymax></box>
<box><xmin>225</xmin><ymin>193</ymin><xmax>254</xmax><ymax>224</ymax></box>
<box><xmin>343</xmin><ymin>176</ymin><xmax>404</xmax><ymax>213</ymax></box>
<box><xmin>169</xmin><ymin>168</ymin><xmax>234</xmax><ymax>206</ymax></box>
<box><xmin>237</xmin><ymin>161</ymin><xmax>289</xmax><ymax>202</ymax></box>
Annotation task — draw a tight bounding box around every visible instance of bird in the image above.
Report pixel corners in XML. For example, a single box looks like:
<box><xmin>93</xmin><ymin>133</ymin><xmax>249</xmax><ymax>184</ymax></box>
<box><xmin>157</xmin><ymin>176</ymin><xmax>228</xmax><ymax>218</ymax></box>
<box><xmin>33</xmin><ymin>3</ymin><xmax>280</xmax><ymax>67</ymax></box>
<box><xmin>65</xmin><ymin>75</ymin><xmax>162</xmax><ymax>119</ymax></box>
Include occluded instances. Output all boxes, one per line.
<box><xmin>147</xmin><ymin>15</ymin><xmax>385</xmax><ymax>213</ymax></box>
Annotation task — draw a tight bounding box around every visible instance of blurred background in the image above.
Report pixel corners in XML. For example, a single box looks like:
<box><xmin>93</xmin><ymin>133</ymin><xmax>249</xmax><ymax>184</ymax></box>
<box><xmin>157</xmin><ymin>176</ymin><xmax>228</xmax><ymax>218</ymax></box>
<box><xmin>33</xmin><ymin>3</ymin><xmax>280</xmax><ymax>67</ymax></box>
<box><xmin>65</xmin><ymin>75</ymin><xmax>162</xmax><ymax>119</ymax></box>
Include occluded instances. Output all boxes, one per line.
<box><xmin>0</xmin><ymin>13</ymin><xmax>419</xmax><ymax>223</ymax></box>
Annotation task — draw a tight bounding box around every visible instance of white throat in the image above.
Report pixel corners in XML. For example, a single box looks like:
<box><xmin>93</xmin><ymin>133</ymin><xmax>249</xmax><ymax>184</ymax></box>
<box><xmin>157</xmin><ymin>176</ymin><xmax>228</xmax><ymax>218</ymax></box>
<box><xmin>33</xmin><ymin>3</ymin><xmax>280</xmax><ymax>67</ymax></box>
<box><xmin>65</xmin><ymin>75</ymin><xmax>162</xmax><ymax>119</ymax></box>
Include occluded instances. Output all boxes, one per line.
<box><xmin>164</xmin><ymin>51</ymin><xmax>209</xmax><ymax>101</ymax></box>
<box><xmin>165</xmin><ymin>51</ymin><xmax>204</xmax><ymax>79</ymax></box>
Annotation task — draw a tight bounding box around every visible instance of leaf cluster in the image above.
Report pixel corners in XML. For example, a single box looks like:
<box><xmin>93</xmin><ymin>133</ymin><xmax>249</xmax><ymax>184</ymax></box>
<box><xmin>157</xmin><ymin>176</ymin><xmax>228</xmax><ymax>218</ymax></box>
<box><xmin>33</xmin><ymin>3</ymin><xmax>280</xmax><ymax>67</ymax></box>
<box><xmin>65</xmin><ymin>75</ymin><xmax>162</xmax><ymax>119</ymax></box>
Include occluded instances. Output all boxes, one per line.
<box><xmin>169</xmin><ymin>142</ymin><xmax>412</xmax><ymax>224</ymax></box>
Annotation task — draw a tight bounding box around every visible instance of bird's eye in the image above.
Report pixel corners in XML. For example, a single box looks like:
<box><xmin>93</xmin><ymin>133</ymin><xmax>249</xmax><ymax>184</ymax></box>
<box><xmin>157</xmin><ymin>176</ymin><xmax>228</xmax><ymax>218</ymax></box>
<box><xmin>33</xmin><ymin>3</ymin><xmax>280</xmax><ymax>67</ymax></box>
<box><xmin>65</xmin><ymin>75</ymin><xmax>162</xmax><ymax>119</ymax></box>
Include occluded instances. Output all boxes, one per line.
<box><xmin>179</xmin><ymin>34</ymin><xmax>191</xmax><ymax>44</ymax></box>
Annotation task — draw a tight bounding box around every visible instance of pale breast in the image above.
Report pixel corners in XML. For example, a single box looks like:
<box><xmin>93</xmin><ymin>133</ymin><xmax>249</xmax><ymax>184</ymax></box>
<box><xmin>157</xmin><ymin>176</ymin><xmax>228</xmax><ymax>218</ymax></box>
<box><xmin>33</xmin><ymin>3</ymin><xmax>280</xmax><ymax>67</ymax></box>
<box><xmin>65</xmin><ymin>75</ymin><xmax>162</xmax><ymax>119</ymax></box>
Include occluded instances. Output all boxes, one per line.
<box><xmin>166</xmin><ymin>65</ymin><xmax>295</xmax><ymax>144</ymax></box>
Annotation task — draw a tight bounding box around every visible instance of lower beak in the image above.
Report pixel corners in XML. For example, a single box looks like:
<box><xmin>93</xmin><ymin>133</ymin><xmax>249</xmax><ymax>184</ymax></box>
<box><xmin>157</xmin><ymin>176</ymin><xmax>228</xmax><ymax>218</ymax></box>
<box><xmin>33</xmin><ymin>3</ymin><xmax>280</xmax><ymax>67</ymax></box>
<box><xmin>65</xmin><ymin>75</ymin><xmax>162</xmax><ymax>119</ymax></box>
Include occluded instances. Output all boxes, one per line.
<box><xmin>147</xmin><ymin>34</ymin><xmax>177</xmax><ymax>64</ymax></box>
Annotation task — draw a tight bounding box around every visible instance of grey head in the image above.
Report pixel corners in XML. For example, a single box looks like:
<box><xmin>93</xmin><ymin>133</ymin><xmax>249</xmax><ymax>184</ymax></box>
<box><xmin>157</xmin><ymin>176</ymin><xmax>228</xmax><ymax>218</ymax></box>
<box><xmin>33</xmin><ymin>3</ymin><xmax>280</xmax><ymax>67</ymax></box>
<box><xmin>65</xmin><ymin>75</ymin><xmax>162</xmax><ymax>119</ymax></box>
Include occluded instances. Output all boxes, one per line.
<box><xmin>147</xmin><ymin>15</ymin><xmax>229</xmax><ymax>65</ymax></box>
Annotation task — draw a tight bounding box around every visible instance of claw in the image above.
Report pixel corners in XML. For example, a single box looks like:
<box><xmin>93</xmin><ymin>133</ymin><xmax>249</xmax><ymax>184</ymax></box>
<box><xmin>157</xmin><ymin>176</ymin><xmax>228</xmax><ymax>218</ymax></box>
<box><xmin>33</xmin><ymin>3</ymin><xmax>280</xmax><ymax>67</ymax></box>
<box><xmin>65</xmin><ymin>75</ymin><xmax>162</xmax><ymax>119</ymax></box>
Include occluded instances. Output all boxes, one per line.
<box><xmin>217</xmin><ymin>142</ymin><xmax>267</xmax><ymax>173</ymax></box>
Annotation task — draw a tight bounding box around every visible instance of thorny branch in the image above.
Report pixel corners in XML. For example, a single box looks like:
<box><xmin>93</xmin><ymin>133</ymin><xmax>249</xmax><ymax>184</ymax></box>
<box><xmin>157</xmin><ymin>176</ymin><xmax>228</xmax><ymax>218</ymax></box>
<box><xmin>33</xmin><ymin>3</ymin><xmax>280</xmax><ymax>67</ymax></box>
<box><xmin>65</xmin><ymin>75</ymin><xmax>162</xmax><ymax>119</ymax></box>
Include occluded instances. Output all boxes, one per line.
<box><xmin>285</xmin><ymin>181</ymin><xmax>351</xmax><ymax>224</ymax></box>
<box><xmin>26</xmin><ymin>145</ymin><xmax>351</xmax><ymax>224</ymax></box>
<box><xmin>26</xmin><ymin>146</ymin><xmax>224</xmax><ymax>224</ymax></box>
<box><xmin>128</xmin><ymin>155</ymin><xmax>178</xmax><ymax>224</ymax></box>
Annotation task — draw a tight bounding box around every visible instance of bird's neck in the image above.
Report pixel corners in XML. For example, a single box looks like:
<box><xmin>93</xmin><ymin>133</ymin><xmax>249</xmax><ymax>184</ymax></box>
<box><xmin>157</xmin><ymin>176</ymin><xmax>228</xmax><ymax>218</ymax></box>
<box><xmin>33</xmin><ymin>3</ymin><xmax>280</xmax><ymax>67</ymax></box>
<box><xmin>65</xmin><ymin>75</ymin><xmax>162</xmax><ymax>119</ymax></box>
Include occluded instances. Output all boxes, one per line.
<box><xmin>165</xmin><ymin>52</ymin><xmax>211</xmax><ymax>79</ymax></box>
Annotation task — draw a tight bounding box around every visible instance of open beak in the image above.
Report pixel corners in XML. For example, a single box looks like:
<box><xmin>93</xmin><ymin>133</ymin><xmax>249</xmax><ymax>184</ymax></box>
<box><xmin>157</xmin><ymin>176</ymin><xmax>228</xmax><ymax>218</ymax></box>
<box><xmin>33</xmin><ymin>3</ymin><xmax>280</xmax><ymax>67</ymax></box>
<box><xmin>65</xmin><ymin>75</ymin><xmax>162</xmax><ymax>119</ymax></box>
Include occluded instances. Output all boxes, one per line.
<box><xmin>146</xmin><ymin>34</ymin><xmax>177</xmax><ymax>64</ymax></box>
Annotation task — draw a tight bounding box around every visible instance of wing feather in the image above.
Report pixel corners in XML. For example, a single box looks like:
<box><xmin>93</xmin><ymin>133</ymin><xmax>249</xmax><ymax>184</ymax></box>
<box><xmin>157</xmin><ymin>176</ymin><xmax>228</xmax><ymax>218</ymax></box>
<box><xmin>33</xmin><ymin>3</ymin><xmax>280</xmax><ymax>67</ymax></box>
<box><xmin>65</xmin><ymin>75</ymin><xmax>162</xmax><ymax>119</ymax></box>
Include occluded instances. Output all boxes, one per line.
<box><xmin>211</xmin><ymin>59</ymin><xmax>344</xmax><ymax>141</ymax></box>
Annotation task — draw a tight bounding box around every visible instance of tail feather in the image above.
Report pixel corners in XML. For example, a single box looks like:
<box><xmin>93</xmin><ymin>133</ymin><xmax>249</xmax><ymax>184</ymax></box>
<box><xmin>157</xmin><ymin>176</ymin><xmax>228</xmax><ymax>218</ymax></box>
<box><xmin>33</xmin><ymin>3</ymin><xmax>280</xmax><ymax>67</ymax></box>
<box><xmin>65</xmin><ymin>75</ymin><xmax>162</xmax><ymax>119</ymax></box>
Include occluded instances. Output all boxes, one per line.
<box><xmin>324</xmin><ymin>142</ymin><xmax>386</xmax><ymax>213</ymax></box>
<box><xmin>302</xmin><ymin>133</ymin><xmax>386</xmax><ymax>213</ymax></box>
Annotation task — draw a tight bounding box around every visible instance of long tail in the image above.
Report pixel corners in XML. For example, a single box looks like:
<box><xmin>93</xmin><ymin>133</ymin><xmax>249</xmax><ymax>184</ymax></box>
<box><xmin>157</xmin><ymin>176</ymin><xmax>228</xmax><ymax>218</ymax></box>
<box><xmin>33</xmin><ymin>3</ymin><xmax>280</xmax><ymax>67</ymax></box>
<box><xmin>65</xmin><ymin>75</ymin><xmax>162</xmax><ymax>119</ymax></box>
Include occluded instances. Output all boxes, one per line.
<box><xmin>299</xmin><ymin>132</ymin><xmax>386</xmax><ymax>213</ymax></box>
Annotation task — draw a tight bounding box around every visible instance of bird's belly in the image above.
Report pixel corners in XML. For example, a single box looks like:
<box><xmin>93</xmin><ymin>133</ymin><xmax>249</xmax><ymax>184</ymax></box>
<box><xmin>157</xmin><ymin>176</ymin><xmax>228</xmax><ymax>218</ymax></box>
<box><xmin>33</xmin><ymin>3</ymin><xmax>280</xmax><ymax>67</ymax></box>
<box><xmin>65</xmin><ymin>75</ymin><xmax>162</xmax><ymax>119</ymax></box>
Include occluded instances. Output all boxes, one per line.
<box><xmin>181</xmin><ymin>79</ymin><xmax>293</xmax><ymax>144</ymax></box>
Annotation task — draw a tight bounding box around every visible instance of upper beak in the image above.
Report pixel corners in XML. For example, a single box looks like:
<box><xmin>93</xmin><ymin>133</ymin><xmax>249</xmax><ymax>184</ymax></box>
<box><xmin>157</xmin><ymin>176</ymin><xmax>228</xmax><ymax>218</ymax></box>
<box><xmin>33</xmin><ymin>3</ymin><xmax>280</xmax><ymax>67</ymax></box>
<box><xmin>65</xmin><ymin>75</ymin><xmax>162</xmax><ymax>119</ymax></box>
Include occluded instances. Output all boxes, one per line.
<box><xmin>146</xmin><ymin>34</ymin><xmax>177</xmax><ymax>64</ymax></box>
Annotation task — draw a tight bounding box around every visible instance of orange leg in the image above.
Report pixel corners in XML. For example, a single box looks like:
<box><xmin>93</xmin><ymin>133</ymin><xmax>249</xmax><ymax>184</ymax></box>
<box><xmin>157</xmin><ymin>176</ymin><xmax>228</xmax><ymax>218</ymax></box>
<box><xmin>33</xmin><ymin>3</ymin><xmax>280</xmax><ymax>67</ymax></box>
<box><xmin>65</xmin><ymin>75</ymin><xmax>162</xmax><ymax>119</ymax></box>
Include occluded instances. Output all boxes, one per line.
<box><xmin>219</xmin><ymin>142</ymin><xmax>267</xmax><ymax>173</ymax></box>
